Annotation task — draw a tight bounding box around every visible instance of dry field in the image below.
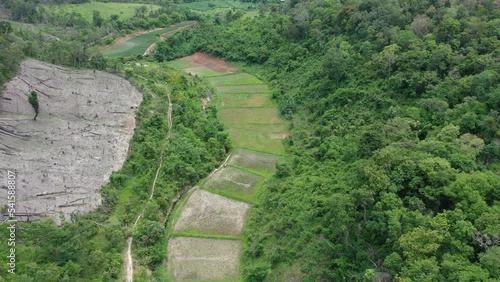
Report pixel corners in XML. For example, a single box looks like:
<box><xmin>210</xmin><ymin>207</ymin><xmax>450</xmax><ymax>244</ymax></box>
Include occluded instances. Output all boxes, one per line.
<box><xmin>168</xmin><ymin>237</ymin><xmax>242</xmax><ymax>281</ymax></box>
<box><xmin>173</xmin><ymin>188</ymin><xmax>251</xmax><ymax>236</ymax></box>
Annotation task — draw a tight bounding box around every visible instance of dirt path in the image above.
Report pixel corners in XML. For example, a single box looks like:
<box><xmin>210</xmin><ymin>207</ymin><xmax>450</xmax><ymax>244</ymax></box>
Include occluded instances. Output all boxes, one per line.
<box><xmin>124</xmin><ymin>87</ymin><xmax>172</xmax><ymax>282</ymax></box>
<box><xmin>142</xmin><ymin>22</ymin><xmax>198</xmax><ymax>57</ymax></box>
<box><xmin>166</xmin><ymin>89</ymin><xmax>172</xmax><ymax>138</ymax></box>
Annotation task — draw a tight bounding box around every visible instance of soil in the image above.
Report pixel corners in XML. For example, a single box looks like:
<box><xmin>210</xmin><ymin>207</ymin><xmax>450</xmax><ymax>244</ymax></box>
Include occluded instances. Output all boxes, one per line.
<box><xmin>168</xmin><ymin>237</ymin><xmax>242</xmax><ymax>281</ymax></box>
<box><xmin>0</xmin><ymin>59</ymin><xmax>142</xmax><ymax>223</ymax></box>
<box><xmin>173</xmin><ymin>188</ymin><xmax>251</xmax><ymax>236</ymax></box>
<box><xmin>184</xmin><ymin>52</ymin><xmax>239</xmax><ymax>72</ymax></box>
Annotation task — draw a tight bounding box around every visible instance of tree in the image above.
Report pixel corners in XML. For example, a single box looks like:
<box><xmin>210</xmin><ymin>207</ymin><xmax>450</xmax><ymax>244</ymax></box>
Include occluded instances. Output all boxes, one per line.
<box><xmin>377</xmin><ymin>44</ymin><xmax>400</xmax><ymax>78</ymax></box>
<box><xmin>0</xmin><ymin>21</ymin><xmax>12</xmax><ymax>35</ymax></box>
<box><xmin>92</xmin><ymin>10</ymin><xmax>103</xmax><ymax>27</ymax></box>
<box><xmin>411</xmin><ymin>14</ymin><xmax>432</xmax><ymax>37</ymax></box>
<box><xmin>28</xmin><ymin>91</ymin><xmax>39</xmax><ymax>120</ymax></box>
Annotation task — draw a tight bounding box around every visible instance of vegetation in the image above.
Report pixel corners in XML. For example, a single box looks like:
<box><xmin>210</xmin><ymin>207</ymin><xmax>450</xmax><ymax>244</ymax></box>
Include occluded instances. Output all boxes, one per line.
<box><xmin>0</xmin><ymin>0</ymin><xmax>498</xmax><ymax>281</ymax></box>
<box><xmin>28</xmin><ymin>90</ymin><xmax>39</xmax><ymax>120</ymax></box>
<box><xmin>0</xmin><ymin>21</ymin><xmax>21</xmax><ymax>87</ymax></box>
<box><xmin>45</xmin><ymin>2</ymin><xmax>161</xmax><ymax>23</ymax></box>
<box><xmin>103</xmin><ymin>21</ymin><xmax>196</xmax><ymax>57</ymax></box>
<box><xmin>0</xmin><ymin>2</ymin><xmax>226</xmax><ymax>279</ymax></box>
<box><xmin>0</xmin><ymin>59</ymin><xmax>230</xmax><ymax>281</ymax></box>
<box><xmin>154</xmin><ymin>0</ymin><xmax>500</xmax><ymax>280</ymax></box>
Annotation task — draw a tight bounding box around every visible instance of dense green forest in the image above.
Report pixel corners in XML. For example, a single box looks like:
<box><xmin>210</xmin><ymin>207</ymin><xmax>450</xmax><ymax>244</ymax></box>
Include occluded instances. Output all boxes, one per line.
<box><xmin>154</xmin><ymin>0</ymin><xmax>500</xmax><ymax>280</ymax></box>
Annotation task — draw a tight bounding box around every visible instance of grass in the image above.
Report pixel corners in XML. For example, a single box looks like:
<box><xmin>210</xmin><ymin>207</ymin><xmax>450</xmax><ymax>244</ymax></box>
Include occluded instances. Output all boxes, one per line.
<box><xmin>170</xmin><ymin>232</ymin><xmax>241</xmax><ymax>241</ymax></box>
<box><xmin>203</xmin><ymin>166</ymin><xmax>263</xmax><ymax>190</ymax></box>
<box><xmin>207</xmin><ymin>73</ymin><xmax>263</xmax><ymax>86</ymax></box>
<box><xmin>219</xmin><ymin>107</ymin><xmax>284</xmax><ymax>124</ymax></box>
<box><xmin>103</xmin><ymin>21</ymin><xmax>196</xmax><ymax>57</ymax></box>
<box><xmin>228</xmin><ymin>148</ymin><xmax>285</xmax><ymax>176</ymax></box>
<box><xmin>184</xmin><ymin>65</ymin><xmax>235</xmax><ymax>77</ymax></box>
<box><xmin>46</xmin><ymin>2</ymin><xmax>160</xmax><ymax>23</ymax></box>
<box><xmin>221</xmin><ymin>94</ymin><xmax>273</xmax><ymax>107</ymax></box>
<box><xmin>177</xmin><ymin>0</ymin><xmax>258</xmax><ymax>12</ymax></box>
<box><xmin>202</xmin><ymin>185</ymin><xmax>259</xmax><ymax>204</ymax></box>
<box><xmin>217</xmin><ymin>84</ymin><xmax>269</xmax><ymax>94</ymax></box>
<box><xmin>166</xmin><ymin>58</ymin><xmax>193</xmax><ymax>69</ymax></box>
<box><xmin>228</xmin><ymin>129</ymin><xmax>286</xmax><ymax>155</ymax></box>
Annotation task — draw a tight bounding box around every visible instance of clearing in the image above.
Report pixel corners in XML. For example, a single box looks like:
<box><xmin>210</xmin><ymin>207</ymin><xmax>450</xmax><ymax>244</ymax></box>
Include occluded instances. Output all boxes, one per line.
<box><xmin>0</xmin><ymin>59</ymin><xmax>142</xmax><ymax>223</ymax></box>
<box><xmin>166</xmin><ymin>53</ymin><xmax>288</xmax><ymax>281</ymax></box>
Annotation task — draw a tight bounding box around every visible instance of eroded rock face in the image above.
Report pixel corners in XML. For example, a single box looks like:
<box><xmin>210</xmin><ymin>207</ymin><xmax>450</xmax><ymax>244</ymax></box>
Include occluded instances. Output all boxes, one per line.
<box><xmin>0</xmin><ymin>59</ymin><xmax>142</xmax><ymax>223</ymax></box>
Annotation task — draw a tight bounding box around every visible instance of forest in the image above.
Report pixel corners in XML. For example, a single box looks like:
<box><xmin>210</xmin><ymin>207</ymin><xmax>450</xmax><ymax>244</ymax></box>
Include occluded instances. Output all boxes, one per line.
<box><xmin>0</xmin><ymin>0</ymin><xmax>499</xmax><ymax>281</ymax></box>
<box><xmin>154</xmin><ymin>0</ymin><xmax>500</xmax><ymax>280</ymax></box>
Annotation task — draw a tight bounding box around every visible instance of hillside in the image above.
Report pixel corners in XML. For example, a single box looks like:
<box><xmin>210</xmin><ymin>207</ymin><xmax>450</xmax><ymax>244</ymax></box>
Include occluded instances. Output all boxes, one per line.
<box><xmin>154</xmin><ymin>0</ymin><xmax>500</xmax><ymax>280</ymax></box>
<box><xmin>0</xmin><ymin>0</ymin><xmax>498</xmax><ymax>281</ymax></box>
<box><xmin>0</xmin><ymin>59</ymin><xmax>142</xmax><ymax>223</ymax></box>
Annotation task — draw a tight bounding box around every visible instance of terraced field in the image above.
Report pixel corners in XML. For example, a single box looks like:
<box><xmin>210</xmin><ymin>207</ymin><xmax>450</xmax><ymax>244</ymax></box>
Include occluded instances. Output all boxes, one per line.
<box><xmin>103</xmin><ymin>21</ymin><xmax>197</xmax><ymax>57</ymax></box>
<box><xmin>166</xmin><ymin>53</ymin><xmax>287</xmax><ymax>281</ymax></box>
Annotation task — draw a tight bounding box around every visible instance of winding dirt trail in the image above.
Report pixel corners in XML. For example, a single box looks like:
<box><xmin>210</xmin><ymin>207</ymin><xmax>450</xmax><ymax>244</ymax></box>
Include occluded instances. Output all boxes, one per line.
<box><xmin>142</xmin><ymin>22</ymin><xmax>198</xmax><ymax>57</ymax></box>
<box><xmin>124</xmin><ymin>89</ymin><xmax>172</xmax><ymax>282</ymax></box>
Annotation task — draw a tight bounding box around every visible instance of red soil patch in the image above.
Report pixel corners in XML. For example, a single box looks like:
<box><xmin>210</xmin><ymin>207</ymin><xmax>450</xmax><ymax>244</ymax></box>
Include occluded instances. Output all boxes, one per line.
<box><xmin>185</xmin><ymin>52</ymin><xmax>239</xmax><ymax>72</ymax></box>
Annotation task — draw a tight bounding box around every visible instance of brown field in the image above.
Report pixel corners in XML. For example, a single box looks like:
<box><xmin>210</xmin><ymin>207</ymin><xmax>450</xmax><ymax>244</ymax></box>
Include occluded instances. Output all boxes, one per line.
<box><xmin>173</xmin><ymin>189</ymin><xmax>251</xmax><ymax>236</ymax></box>
<box><xmin>168</xmin><ymin>237</ymin><xmax>242</xmax><ymax>281</ymax></box>
<box><xmin>184</xmin><ymin>52</ymin><xmax>239</xmax><ymax>72</ymax></box>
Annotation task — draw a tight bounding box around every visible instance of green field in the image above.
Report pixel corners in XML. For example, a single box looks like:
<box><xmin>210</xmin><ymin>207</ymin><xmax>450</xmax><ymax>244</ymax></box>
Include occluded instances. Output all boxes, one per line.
<box><xmin>228</xmin><ymin>148</ymin><xmax>285</xmax><ymax>176</ymax></box>
<box><xmin>184</xmin><ymin>65</ymin><xmax>236</xmax><ymax>77</ymax></box>
<box><xmin>227</xmin><ymin>128</ymin><xmax>286</xmax><ymax>155</ymax></box>
<box><xmin>103</xmin><ymin>21</ymin><xmax>196</xmax><ymax>57</ymax></box>
<box><xmin>220</xmin><ymin>108</ymin><xmax>283</xmax><ymax>124</ymax></box>
<box><xmin>46</xmin><ymin>2</ymin><xmax>160</xmax><ymax>23</ymax></box>
<box><xmin>221</xmin><ymin>94</ymin><xmax>272</xmax><ymax>107</ymax></box>
<box><xmin>177</xmin><ymin>0</ymin><xmax>257</xmax><ymax>12</ymax></box>
<box><xmin>217</xmin><ymin>84</ymin><xmax>269</xmax><ymax>94</ymax></box>
<box><xmin>207</xmin><ymin>73</ymin><xmax>264</xmax><ymax>86</ymax></box>
<box><xmin>167</xmin><ymin>55</ymin><xmax>288</xmax><ymax>155</ymax></box>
